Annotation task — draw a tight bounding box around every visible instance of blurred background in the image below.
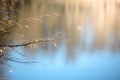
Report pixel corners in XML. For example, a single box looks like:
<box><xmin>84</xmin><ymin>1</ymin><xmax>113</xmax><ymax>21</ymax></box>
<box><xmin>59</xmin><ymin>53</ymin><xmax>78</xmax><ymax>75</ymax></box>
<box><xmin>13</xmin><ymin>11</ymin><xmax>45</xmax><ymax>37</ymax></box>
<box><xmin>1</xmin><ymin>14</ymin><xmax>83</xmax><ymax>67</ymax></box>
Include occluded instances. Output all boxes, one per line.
<box><xmin>0</xmin><ymin>0</ymin><xmax>120</xmax><ymax>80</ymax></box>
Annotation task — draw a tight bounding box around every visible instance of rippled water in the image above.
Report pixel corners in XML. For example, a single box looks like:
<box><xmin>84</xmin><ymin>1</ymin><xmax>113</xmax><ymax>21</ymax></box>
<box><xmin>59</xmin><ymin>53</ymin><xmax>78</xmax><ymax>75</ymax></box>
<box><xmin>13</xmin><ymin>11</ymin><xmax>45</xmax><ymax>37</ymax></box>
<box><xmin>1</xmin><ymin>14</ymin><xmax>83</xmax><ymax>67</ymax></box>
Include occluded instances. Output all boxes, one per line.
<box><xmin>0</xmin><ymin>0</ymin><xmax>120</xmax><ymax>80</ymax></box>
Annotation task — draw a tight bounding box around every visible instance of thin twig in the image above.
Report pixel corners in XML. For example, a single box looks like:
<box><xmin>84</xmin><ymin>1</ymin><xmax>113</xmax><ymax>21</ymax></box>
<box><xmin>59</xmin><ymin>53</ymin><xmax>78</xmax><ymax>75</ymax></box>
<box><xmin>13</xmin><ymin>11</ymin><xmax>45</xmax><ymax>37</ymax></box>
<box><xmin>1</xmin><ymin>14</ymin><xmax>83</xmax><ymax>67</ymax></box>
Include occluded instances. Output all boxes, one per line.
<box><xmin>0</xmin><ymin>26</ymin><xmax>16</xmax><ymax>36</ymax></box>
<box><xmin>11</xmin><ymin>47</ymin><xmax>27</xmax><ymax>57</ymax></box>
<box><xmin>0</xmin><ymin>53</ymin><xmax>45</xmax><ymax>65</ymax></box>
<box><xmin>0</xmin><ymin>38</ymin><xmax>54</xmax><ymax>47</ymax></box>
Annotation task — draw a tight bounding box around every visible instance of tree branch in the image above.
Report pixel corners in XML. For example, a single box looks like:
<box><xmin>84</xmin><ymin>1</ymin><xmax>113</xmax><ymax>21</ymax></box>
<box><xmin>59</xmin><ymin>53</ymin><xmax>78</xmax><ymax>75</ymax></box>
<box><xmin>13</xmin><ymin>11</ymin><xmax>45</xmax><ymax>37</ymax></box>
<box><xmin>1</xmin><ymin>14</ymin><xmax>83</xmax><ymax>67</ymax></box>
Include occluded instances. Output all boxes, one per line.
<box><xmin>0</xmin><ymin>38</ymin><xmax>54</xmax><ymax>47</ymax></box>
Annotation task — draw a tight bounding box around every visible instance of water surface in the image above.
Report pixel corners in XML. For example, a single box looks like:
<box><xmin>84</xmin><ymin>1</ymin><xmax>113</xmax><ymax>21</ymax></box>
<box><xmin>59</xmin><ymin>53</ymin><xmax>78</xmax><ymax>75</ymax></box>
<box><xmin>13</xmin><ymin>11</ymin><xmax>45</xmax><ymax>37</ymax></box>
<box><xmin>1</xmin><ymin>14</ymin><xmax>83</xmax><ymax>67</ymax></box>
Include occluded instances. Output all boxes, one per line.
<box><xmin>0</xmin><ymin>0</ymin><xmax>120</xmax><ymax>80</ymax></box>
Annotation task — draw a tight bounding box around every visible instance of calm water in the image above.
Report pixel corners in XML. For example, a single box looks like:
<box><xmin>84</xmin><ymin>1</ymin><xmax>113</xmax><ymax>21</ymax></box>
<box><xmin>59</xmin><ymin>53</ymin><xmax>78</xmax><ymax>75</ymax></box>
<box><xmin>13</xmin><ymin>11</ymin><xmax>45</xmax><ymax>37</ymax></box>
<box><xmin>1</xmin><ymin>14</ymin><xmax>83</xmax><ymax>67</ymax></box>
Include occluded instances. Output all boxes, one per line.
<box><xmin>1</xmin><ymin>0</ymin><xmax>120</xmax><ymax>80</ymax></box>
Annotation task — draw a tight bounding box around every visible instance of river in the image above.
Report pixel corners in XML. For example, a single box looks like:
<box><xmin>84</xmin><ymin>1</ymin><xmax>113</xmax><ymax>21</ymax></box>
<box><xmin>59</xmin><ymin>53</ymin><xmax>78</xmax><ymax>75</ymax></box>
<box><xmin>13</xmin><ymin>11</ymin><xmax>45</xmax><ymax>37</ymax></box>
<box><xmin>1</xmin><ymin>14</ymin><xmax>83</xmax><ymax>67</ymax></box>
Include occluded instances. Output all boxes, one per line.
<box><xmin>0</xmin><ymin>0</ymin><xmax>120</xmax><ymax>80</ymax></box>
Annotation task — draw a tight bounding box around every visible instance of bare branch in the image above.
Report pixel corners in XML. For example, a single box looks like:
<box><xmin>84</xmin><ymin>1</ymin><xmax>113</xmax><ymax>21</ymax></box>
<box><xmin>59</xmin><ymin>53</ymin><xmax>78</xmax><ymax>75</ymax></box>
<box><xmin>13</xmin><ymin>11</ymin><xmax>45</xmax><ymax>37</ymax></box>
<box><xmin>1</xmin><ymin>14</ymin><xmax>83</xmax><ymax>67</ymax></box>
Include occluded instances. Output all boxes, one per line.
<box><xmin>0</xmin><ymin>51</ymin><xmax>45</xmax><ymax>65</ymax></box>
<box><xmin>11</xmin><ymin>47</ymin><xmax>27</xmax><ymax>57</ymax></box>
<box><xmin>0</xmin><ymin>38</ymin><xmax>54</xmax><ymax>47</ymax></box>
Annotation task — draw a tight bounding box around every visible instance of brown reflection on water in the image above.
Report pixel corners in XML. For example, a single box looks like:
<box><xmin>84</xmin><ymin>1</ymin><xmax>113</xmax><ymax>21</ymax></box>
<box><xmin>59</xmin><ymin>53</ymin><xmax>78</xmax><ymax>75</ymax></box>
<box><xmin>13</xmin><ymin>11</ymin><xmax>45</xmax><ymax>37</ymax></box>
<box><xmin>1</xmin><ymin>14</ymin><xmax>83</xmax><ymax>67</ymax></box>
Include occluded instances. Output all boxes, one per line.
<box><xmin>18</xmin><ymin>0</ymin><xmax>120</xmax><ymax>53</ymax></box>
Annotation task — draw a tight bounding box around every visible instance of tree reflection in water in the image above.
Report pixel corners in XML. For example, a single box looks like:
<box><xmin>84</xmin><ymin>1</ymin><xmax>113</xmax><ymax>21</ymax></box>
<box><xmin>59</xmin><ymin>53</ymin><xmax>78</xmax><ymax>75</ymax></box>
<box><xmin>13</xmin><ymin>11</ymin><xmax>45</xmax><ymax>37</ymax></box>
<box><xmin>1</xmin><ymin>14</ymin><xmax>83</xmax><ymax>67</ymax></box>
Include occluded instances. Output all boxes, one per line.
<box><xmin>0</xmin><ymin>0</ymin><xmax>120</xmax><ymax>80</ymax></box>
<box><xmin>19</xmin><ymin>0</ymin><xmax>120</xmax><ymax>59</ymax></box>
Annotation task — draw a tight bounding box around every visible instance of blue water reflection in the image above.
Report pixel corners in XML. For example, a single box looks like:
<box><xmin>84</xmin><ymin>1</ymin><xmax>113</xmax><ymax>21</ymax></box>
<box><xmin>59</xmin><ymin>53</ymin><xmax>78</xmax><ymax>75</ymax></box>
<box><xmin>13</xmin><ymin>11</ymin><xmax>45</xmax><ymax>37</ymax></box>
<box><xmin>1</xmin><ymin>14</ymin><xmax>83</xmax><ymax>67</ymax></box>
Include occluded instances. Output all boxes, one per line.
<box><xmin>7</xmin><ymin>45</ymin><xmax>120</xmax><ymax>80</ymax></box>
